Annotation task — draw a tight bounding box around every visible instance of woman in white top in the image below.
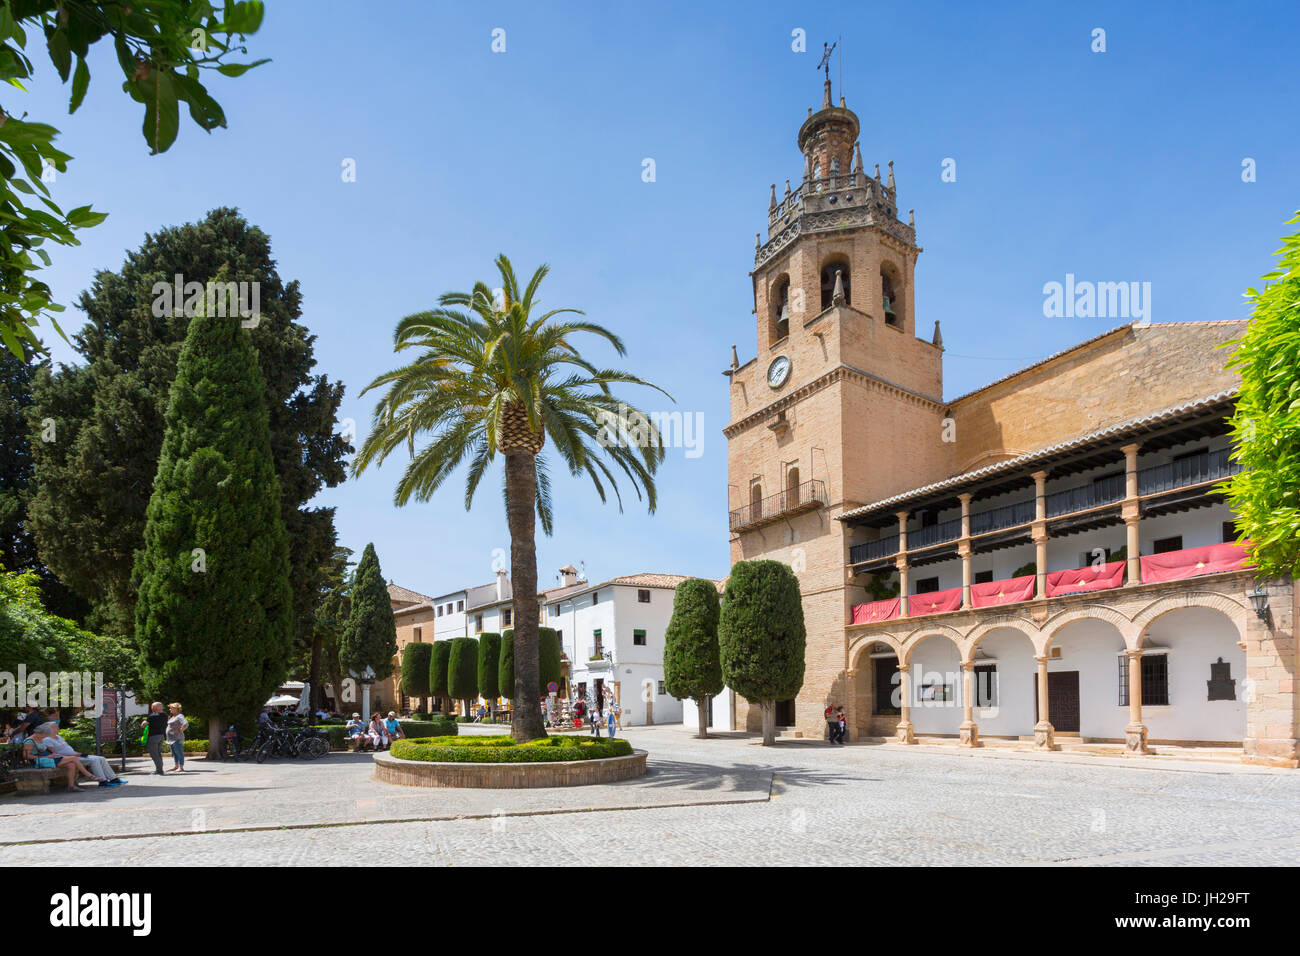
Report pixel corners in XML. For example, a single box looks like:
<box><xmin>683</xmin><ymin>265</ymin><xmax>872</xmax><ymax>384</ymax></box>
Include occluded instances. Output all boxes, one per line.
<box><xmin>166</xmin><ymin>703</ymin><xmax>189</xmax><ymax>772</ymax></box>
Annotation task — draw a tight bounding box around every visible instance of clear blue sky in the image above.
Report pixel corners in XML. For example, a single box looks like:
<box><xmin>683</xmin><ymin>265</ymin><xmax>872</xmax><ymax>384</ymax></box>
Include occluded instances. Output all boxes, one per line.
<box><xmin>19</xmin><ymin>1</ymin><xmax>1300</xmax><ymax>595</ymax></box>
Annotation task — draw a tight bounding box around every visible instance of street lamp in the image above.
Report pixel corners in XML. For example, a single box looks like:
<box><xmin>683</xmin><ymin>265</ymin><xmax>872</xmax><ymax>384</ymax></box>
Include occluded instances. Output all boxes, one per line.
<box><xmin>1247</xmin><ymin>584</ymin><xmax>1271</xmax><ymax>624</ymax></box>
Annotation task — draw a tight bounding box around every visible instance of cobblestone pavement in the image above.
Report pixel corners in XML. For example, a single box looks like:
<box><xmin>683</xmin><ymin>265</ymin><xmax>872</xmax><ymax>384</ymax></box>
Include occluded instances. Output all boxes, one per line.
<box><xmin>2</xmin><ymin>725</ymin><xmax>1297</xmax><ymax>865</ymax></box>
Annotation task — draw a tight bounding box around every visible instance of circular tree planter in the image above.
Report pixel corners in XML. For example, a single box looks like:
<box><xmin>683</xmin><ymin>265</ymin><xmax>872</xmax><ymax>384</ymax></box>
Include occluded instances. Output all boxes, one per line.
<box><xmin>373</xmin><ymin>749</ymin><xmax>647</xmax><ymax>788</ymax></box>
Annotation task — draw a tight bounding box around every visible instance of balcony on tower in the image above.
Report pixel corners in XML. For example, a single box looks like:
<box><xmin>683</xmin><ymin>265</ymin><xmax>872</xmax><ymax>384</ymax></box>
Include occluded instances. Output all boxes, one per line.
<box><xmin>730</xmin><ymin>478</ymin><xmax>828</xmax><ymax>533</ymax></box>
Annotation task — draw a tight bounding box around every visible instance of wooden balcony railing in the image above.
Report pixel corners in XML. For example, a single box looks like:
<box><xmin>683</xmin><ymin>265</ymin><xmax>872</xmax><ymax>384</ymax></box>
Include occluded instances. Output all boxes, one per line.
<box><xmin>1138</xmin><ymin>448</ymin><xmax>1240</xmax><ymax>496</ymax></box>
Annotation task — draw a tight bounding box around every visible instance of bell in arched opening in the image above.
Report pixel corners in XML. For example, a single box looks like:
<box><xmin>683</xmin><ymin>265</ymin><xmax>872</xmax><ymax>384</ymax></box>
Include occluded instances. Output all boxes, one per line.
<box><xmin>882</xmin><ymin>272</ymin><xmax>900</xmax><ymax>327</ymax></box>
<box><xmin>820</xmin><ymin>263</ymin><xmax>850</xmax><ymax>312</ymax></box>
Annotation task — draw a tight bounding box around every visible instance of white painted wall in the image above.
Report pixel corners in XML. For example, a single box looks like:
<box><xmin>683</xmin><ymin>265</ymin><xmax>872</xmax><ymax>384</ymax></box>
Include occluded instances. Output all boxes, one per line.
<box><xmin>681</xmin><ymin>688</ymin><xmax>736</xmax><ymax>732</ymax></box>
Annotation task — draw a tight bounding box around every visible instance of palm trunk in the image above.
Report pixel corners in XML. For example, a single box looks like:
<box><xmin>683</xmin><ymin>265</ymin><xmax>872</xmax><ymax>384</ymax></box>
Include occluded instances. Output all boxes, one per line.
<box><xmin>696</xmin><ymin>698</ymin><xmax>709</xmax><ymax>739</ymax></box>
<box><xmin>506</xmin><ymin>451</ymin><xmax>546</xmax><ymax>742</ymax></box>
<box><xmin>761</xmin><ymin>700</ymin><xmax>776</xmax><ymax>746</ymax></box>
<box><xmin>208</xmin><ymin>715</ymin><xmax>223</xmax><ymax>759</ymax></box>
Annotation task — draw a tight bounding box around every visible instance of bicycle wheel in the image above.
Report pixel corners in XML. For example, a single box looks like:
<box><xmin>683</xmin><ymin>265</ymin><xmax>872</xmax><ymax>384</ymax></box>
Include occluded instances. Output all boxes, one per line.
<box><xmin>255</xmin><ymin>740</ymin><xmax>274</xmax><ymax>763</ymax></box>
<box><xmin>309</xmin><ymin>737</ymin><xmax>328</xmax><ymax>758</ymax></box>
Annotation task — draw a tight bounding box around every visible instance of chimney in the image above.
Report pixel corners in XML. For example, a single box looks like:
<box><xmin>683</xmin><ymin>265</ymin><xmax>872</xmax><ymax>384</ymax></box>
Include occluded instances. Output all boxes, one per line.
<box><xmin>496</xmin><ymin>567</ymin><xmax>511</xmax><ymax>602</ymax></box>
<box><xmin>559</xmin><ymin>564</ymin><xmax>579</xmax><ymax>588</ymax></box>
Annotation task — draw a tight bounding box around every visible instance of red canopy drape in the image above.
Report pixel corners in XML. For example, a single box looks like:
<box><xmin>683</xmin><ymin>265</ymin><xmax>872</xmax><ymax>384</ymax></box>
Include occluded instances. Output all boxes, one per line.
<box><xmin>907</xmin><ymin>586</ymin><xmax>963</xmax><ymax>617</ymax></box>
<box><xmin>851</xmin><ymin>598</ymin><xmax>900</xmax><ymax>624</ymax></box>
<box><xmin>970</xmin><ymin>574</ymin><xmax>1035</xmax><ymax>608</ymax></box>
<box><xmin>1140</xmin><ymin>542</ymin><xmax>1254</xmax><ymax>583</ymax></box>
<box><xmin>1046</xmin><ymin>560</ymin><xmax>1126</xmax><ymax>597</ymax></box>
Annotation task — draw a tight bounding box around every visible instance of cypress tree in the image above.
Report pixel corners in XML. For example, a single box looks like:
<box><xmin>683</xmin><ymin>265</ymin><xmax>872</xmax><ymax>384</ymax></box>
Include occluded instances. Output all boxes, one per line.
<box><xmin>664</xmin><ymin>578</ymin><xmax>724</xmax><ymax>738</ymax></box>
<box><xmin>448</xmin><ymin>636</ymin><xmax>479</xmax><ymax>717</ymax></box>
<box><xmin>429</xmin><ymin>639</ymin><xmax>452</xmax><ymax>714</ymax></box>
<box><xmin>498</xmin><ymin>629</ymin><xmax>514</xmax><ymax>705</ymax></box>
<box><xmin>477</xmin><ymin>632</ymin><xmax>501</xmax><ymax>717</ymax></box>
<box><xmin>132</xmin><ymin>308</ymin><xmax>293</xmax><ymax>756</ymax></box>
<box><xmin>538</xmin><ymin>627</ymin><xmax>562</xmax><ymax>697</ymax></box>
<box><xmin>339</xmin><ymin>543</ymin><xmax>398</xmax><ymax>701</ymax></box>
<box><xmin>718</xmin><ymin>560</ymin><xmax>806</xmax><ymax>746</ymax></box>
<box><xmin>402</xmin><ymin>641</ymin><xmax>433</xmax><ymax>713</ymax></box>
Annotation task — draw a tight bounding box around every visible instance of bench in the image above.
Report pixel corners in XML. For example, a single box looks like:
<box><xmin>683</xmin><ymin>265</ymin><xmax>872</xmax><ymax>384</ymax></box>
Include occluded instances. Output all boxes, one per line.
<box><xmin>13</xmin><ymin>767</ymin><xmax>76</xmax><ymax>794</ymax></box>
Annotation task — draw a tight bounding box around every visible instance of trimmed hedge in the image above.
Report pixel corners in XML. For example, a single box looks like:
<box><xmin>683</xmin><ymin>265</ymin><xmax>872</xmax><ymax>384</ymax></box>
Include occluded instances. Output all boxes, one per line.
<box><xmin>390</xmin><ymin>734</ymin><xmax>632</xmax><ymax>763</ymax></box>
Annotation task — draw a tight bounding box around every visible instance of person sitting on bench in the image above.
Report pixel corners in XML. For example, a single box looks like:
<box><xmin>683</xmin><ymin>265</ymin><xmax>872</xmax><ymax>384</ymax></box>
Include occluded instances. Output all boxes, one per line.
<box><xmin>23</xmin><ymin>728</ymin><xmax>97</xmax><ymax>790</ymax></box>
<box><xmin>32</xmin><ymin>722</ymin><xmax>124</xmax><ymax>788</ymax></box>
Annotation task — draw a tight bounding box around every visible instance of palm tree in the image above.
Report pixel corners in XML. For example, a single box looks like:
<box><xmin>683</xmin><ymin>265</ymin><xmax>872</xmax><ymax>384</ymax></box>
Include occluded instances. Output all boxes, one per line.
<box><xmin>353</xmin><ymin>255</ymin><xmax>669</xmax><ymax>742</ymax></box>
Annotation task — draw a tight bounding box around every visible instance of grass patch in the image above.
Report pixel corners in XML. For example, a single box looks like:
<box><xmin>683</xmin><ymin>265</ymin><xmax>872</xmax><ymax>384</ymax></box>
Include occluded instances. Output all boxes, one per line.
<box><xmin>389</xmin><ymin>734</ymin><xmax>633</xmax><ymax>763</ymax></box>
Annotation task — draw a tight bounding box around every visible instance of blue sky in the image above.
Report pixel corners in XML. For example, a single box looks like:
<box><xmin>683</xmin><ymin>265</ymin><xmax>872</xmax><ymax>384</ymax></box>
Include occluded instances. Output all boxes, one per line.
<box><xmin>19</xmin><ymin>1</ymin><xmax>1299</xmax><ymax>595</ymax></box>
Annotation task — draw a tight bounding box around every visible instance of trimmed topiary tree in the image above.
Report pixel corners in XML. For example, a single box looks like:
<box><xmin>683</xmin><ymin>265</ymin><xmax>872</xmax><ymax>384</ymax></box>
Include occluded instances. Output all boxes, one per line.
<box><xmin>664</xmin><ymin>578</ymin><xmax>723</xmax><ymax>739</ymax></box>
<box><xmin>402</xmin><ymin>641</ymin><xmax>433</xmax><ymax>713</ymax></box>
<box><xmin>477</xmin><ymin>632</ymin><xmax>501</xmax><ymax>717</ymax></box>
<box><xmin>132</xmin><ymin>307</ymin><xmax>293</xmax><ymax>757</ymax></box>
<box><xmin>538</xmin><ymin>627</ymin><xmax>562</xmax><ymax>698</ymax></box>
<box><xmin>498</xmin><ymin>629</ymin><xmax>514</xmax><ymax>705</ymax></box>
<box><xmin>340</xmin><ymin>542</ymin><xmax>397</xmax><ymax>718</ymax></box>
<box><xmin>718</xmin><ymin>559</ymin><xmax>806</xmax><ymax>746</ymax></box>
<box><xmin>448</xmin><ymin>636</ymin><xmax>479</xmax><ymax>717</ymax></box>
<box><xmin>430</xmin><ymin>640</ymin><xmax>451</xmax><ymax>714</ymax></box>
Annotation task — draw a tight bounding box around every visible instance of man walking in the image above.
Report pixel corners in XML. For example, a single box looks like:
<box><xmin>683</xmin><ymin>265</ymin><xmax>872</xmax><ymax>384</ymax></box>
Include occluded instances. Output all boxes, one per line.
<box><xmin>825</xmin><ymin>704</ymin><xmax>839</xmax><ymax>744</ymax></box>
<box><xmin>142</xmin><ymin>701</ymin><xmax>167</xmax><ymax>774</ymax></box>
<box><xmin>837</xmin><ymin>705</ymin><xmax>847</xmax><ymax>745</ymax></box>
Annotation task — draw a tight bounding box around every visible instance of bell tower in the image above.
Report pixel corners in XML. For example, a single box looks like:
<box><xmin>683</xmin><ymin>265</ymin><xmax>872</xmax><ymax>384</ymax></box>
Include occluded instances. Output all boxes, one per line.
<box><xmin>724</xmin><ymin>74</ymin><xmax>947</xmax><ymax>739</ymax></box>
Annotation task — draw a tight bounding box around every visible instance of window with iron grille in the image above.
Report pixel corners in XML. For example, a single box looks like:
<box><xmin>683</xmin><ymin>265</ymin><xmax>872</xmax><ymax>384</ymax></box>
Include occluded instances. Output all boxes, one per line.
<box><xmin>633</xmin><ymin>629</ymin><xmax>646</xmax><ymax>646</ymax></box>
<box><xmin>1118</xmin><ymin>652</ymin><xmax>1169</xmax><ymax>706</ymax></box>
<box><xmin>502</xmin><ymin>608</ymin><xmax>512</xmax><ymax>626</ymax></box>
<box><xmin>457</xmin><ymin>600</ymin><xmax>464</xmax><ymax>612</ymax></box>
<box><xmin>657</xmin><ymin>681</ymin><xmax>666</xmax><ymax>695</ymax></box>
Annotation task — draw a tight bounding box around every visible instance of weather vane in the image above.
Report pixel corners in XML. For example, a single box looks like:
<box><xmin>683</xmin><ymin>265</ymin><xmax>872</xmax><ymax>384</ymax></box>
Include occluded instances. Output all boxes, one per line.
<box><xmin>817</xmin><ymin>40</ymin><xmax>837</xmax><ymax>81</ymax></box>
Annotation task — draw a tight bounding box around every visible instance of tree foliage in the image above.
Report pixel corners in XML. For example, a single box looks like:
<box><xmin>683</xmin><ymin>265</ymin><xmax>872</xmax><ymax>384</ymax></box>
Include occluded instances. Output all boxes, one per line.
<box><xmin>132</xmin><ymin>307</ymin><xmax>292</xmax><ymax>749</ymax></box>
<box><xmin>339</xmin><ymin>542</ymin><xmax>396</xmax><ymax>681</ymax></box>
<box><xmin>351</xmin><ymin>254</ymin><xmax>668</xmax><ymax>743</ymax></box>
<box><xmin>537</xmin><ymin>626</ymin><xmax>561</xmax><ymax>695</ymax></box>
<box><xmin>0</xmin><ymin>1</ymin><xmax>269</xmax><ymax>358</ymax></box>
<box><xmin>429</xmin><ymin>639</ymin><xmax>450</xmax><ymax>703</ymax></box>
<box><xmin>476</xmin><ymin>631</ymin><xmax>501</xmax><ymax>702</ymax></box>
<box><xmin>447</xmin><ymin>636</ymin><xmax>478</xmax><ymax>713</ymax></box>
<box><xmin>27</xmin><ymin>208</ymin><xmax>348</xmax><ymax>640</ymax></box>
<box><xmin>718</xmin><ymin>560</ymin><xmax>805</xmax><ymax>744</ymax></box>
<box><xmin>1223</xmin><ymin>210</ymin><xmax>1300</xmax><ymax>579</ymax></box>
<box><xmin>401</xmin><ymin>640</ymin><xmax>432</xmax><ymax>701</ymax></box>
<box><xmin>0</xmin><ymin>565</ymin><xmax>131</xmax><ymax>683</ymax></box>
<box><xmin>663</xmin><ymin>578</ymin><xmax>723</xmax><ymax>702</ymax></box>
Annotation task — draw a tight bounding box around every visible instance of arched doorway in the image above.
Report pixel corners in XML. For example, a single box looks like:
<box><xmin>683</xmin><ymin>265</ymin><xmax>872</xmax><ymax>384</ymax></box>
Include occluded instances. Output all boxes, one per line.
<box><xmin>1137</xmin><ymin>606</ymin><xmax>1246</xmax><ymax>745</ymax></box>
<box><xmin>1046</xmin><ymin>617</ymin><xmax>1128</xmax><ymax>740</ymax></box>
<box><xmin>906</xmin><ymin>633</ymin><xmax>964</xmax><ymax>737</ymax></box>
<box><xmin>966</xmin><ymin>626</ymin><xmax>1038</xmax><ymax>739</ymax></box>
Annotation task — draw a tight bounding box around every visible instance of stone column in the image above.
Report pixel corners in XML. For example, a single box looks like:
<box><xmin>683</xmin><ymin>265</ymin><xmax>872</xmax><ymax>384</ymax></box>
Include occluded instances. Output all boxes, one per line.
<box><xmin>896</xmin><ymin>510</ymin><xmax>910</xmax><ymax>618</ymax></box>
<box><xmin>959</xmin><ymin>492</ymin><xmax>973</xmax><ymax>609</ymax></box>
<box><xmin>1124</xmin><ymin>648</ymin><xmax>1150</xmax><ymax>754</ymax></box>
<box><xmin>1242</xmin><ymin>577</ymin><xmax>1299</xmax><ymax>767</ymax></box>
<box><xmin>959</xmin><ymin>660</ymin><xmax>980</xmax><ymax>747</ymax></box>
<box><xmin>1033</xmin><ymin>655</ymin><xmax>1055</xmax><ymax>750</ymax></box>
<box><xmin>896</xmin><ymin>663</ymin><xmax>915</xmax><ymax>744</ymax></box>
<box><xmin>1032</xmin><ymin>471</ymin><xmax>1048</xmax><ymax>599</ymax></box>
<box><xmin>1122</xmin><ymin>443</ymin><xmax>1142</xmax><ymax>585</ymax></box>
<box><xmin>845</xmin><ymin>667</ymin><xmax>858</xmax><ymax>743</ymax></box>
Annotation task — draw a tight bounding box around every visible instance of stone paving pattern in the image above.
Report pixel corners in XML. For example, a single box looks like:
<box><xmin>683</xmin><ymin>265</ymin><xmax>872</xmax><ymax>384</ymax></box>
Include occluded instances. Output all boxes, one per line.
<box><xmin>1</xmin><ymin>725</ymin><xmax>1297</xmax><ymax>866</ymax></box>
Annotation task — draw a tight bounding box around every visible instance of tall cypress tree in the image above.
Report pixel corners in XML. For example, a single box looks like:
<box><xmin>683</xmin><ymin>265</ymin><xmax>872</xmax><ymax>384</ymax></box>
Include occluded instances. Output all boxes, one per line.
<box><xmin>402</xmin><ymin>641</ymin><xmax>433</xmax><ymax>713</ymax></box>
<box><xmin>133</xmin><ymin>308</ymin><xmax>293</xmax><ymax>755</ymax></box>
<box><xmin>718</xmin><ymin>560</ymin><xmax>806</xmax><ymax>747</ymax></box>
<box><xmin>429</xmin><ymin>640</ymin><xmax>451</xmax><ymax>714</ymax></box>
<box><xmin>664</xmin><ymin>578</ymin><xmax>724</xmax><ymax>739</ymax></box>
<box><xmin>340</xmin><ymin>543</ymin><xmax>398</xmax><ymax>692</ymax></box>
<box><xmin>28</xmin><ymin>208</ymin><xmax>349</xmax><ymax>640</ymax></box>
<box><xmin>448</xmin><ymin>636</ymin><xmax>479</xmax><ymax>717</ymax></box>
<box><xmin>477</xmin><ymin>632</ymin><xmax>501</xmax><ymax>717</ymax></box>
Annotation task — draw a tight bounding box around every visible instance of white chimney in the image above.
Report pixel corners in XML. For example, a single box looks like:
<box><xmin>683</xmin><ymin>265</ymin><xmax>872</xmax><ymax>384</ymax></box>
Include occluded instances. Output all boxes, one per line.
<box><xmin>559</xmin><ymin>564</ymin><xmax>579</xmax><ymax>588</ymax></box>
<box><xmin>496</xmin><ymin>567</ymin><xmax>511</xmax><ymax>602</ymax></box>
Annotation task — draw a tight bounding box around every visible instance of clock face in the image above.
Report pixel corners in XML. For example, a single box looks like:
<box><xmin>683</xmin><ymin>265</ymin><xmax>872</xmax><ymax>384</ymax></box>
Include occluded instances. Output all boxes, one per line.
<box><xmin>767</xmin><ymin>355</ymin><xmax>791</xmax><ymax>389</ymax></box>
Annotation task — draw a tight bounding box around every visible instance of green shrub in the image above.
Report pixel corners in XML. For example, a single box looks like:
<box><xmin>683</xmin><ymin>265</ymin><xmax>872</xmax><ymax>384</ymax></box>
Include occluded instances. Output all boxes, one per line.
<box><xmin>390</xmin><ymin>734</ymin><xmax>632</xmax><ymax>763</ymax></box>
<box><xmin>402</xmin><ymin>642</ymin><xmax>433</xmax><ymax>702</ymax></box>
<box><xmin>397</xmin><ymin>719</ymin><xmax>457</xmax><ymax>738</ymax></box>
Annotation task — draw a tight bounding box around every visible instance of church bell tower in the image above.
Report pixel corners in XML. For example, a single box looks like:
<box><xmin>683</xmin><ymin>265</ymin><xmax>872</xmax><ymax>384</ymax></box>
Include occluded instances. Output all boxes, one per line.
<box><xmin>723</xmin><ymin>72</ymin><xmax>946</xmax><ymax>738</ymax></box>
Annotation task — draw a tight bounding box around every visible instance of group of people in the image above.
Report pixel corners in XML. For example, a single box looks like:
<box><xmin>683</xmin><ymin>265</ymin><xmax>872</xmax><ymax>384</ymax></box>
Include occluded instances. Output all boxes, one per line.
<box><xmin>570</xmin><ymin>696</ymin><xmax>621</xmax><ymax>739</ymax></box>
<box><xmin>2</xmin><ymin>706</ymin><xmax>125</xmax><ymax>789</ymax></box>
<box><xmin>343</xmin><ymin>711</ymin><xmax>405</xmax><ymax>751</ymax></box>
<box><xmin>824</xmin><ymin>704</ymin><xmax>847</xmax><ymax>744</ymax></box>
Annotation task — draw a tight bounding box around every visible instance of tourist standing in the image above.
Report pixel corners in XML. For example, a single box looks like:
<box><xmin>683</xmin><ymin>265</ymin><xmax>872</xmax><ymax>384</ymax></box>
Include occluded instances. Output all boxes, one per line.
<box><xmin>837</xmin><ymin>706</ymin><xmax>847</xmax><ymax>745</ymax></box>
<box><xmin>142</xmin><ymin>702</ymin><xmax>167</xmax><ymax>774</ymax></box>
<box><xmin>166</xmin><ymin>703</ymin><xmax>189</xmax><ymax>772</ymax></box>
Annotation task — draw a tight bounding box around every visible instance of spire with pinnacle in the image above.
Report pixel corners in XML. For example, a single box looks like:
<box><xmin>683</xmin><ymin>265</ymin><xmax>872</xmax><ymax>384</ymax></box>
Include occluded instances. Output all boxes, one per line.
<box><xmin>769</xmin><ymin>184</ymin><xmax>777</xmax><ymax>212</ymax></box>
<box><xmin>887</xmin><ymin>160</ymin><xmax>896</xmax><ymax>192</ymax></box>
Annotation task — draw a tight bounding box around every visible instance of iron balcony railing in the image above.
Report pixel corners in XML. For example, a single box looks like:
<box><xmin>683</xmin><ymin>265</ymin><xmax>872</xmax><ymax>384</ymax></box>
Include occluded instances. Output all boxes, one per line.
<box><xmin>730</xmin><ymin>479</ymin><xmax>827</xmax><ymax>532</ymax></box>
<box><xmin>1138</xmin><ymin>447</ymin><xmax>1240</xmax><ymax>496</ymax></box>
<box><xmin>1045</xmin><ymin>473</ymin><xmax>1126</xmax><ymax>518</ymax></box>
<box><xmin>970</xmin><ymin>499</ymin><xmax>1036</xmax><ymax>535</ymax></box>
<box><xmin>849</xmin><ymin>534</ymin><xmax>899</xmax><ymax>565</ymax></box>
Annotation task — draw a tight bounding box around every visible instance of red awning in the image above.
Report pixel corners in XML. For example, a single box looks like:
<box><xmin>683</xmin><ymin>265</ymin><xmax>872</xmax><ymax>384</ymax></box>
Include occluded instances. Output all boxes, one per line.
<box><xmin>1046</xmin><ymin>560</ymin><xmax>1126</xmax><ymax>597</ymax></box>
<box><xmin>970</xmin><ymin>573</ymin><xmax>1035</xmax><ymax>608</ymax></box>
<box><xmin>1140</xmin><ymin>542</ymin><xmax>1254</xmax><ymax>583</ymax></box>
<box><xmin>851</xmin><ymin>598</ymin><xmax>900</xmax><ymax>624</ymax></box>
<box><xmin>907</xmin><ymin>586</ymin><xmax>963</xmax><ymax>617</ymax></box>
